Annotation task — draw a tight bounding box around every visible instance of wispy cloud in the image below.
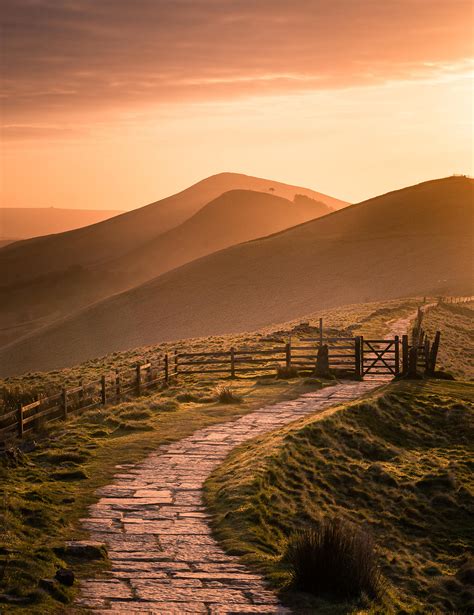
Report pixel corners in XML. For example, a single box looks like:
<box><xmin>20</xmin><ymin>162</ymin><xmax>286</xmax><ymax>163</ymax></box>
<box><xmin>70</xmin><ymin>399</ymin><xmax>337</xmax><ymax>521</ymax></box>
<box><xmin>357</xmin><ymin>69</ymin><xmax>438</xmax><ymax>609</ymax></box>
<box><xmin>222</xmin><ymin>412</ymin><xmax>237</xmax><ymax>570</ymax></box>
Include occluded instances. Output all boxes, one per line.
<box><xmin>2</xmin><ymin>0</ymin><xmax>473</xmax><ymax>130</ymax></box>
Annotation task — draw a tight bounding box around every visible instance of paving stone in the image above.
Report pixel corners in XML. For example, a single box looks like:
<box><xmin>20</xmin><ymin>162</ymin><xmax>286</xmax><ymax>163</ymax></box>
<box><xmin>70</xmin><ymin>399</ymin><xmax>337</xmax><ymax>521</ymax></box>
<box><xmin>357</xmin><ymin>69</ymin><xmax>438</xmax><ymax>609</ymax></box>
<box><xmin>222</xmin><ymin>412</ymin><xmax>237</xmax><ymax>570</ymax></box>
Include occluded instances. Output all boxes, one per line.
<box><xmin>78</xmin><ymin>379</ymin><xmax>387</xmax><ymax>611</ymax></box>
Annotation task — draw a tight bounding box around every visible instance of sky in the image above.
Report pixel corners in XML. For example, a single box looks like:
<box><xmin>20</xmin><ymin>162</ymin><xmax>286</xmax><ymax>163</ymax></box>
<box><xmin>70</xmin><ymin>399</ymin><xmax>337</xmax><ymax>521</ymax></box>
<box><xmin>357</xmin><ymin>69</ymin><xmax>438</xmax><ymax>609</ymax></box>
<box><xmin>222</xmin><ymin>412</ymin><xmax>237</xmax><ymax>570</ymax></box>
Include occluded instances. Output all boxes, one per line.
<box><xmin>1</xmin><ymin>0</ymin><xmax>473</xmax><ymax>210</ymax></box>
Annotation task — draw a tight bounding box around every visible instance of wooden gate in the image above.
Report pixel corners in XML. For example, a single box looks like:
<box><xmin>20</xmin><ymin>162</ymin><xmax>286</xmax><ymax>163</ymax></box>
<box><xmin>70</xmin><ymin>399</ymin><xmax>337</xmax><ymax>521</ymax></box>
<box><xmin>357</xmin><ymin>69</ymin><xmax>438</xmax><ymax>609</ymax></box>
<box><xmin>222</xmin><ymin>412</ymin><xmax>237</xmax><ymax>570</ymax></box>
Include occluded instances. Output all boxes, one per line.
<box><xmin>361</xmin><ymin>337</ymin><xmax>400</xmax><ymax>377</ymax></box>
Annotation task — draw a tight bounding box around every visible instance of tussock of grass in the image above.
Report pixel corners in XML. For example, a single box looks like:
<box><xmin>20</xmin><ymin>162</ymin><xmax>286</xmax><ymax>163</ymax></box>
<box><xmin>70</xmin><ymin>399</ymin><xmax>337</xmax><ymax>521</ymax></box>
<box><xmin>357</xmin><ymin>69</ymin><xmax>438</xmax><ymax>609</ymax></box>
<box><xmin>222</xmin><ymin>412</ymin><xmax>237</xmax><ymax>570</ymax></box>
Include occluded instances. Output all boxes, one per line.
<box><xmin>215</xmin><ymin>386</ymin><xmax>242</xmax><ymax>404</ymax></box>
<box><xmin>204</xmin><ymin>380</ymin><xmax>474</xmax><ymax>613</ymax></box>
<box><xmin>0</xmin><ymin>377</ymin><xmax>313</xmax><ymax>612</ymax></box>
<box><xmin>284</xmin><ymin>517</ymin><xmax>383</xmax><ymax>600</ymax></box>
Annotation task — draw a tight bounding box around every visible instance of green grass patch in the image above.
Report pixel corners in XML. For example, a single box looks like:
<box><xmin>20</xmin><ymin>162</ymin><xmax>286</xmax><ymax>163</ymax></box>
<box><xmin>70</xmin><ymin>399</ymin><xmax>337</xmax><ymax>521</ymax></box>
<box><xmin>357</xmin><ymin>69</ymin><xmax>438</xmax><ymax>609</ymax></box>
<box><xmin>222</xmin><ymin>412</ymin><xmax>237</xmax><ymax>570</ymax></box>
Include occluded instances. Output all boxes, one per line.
<box><xmin>204</xmin><ymin>379</ymin><xmax>474</xmax><ymax>613</ymax></box>
<box><xmin>0</xmin><ymin>376</ymin><xmax>321</xmax><ymax>613</ymax></box>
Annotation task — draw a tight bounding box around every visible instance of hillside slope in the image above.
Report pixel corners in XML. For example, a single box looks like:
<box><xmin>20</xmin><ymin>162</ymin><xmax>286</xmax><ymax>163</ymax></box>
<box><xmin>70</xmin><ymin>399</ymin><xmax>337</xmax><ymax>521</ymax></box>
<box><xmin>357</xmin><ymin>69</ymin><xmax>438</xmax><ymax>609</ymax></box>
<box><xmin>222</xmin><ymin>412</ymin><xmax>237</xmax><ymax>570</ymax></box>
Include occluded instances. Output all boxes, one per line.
<box><xmin>0</xmin><ymin>190</ymin><xmax>331</xmax><ymax>346</ymax></box>
<box><xmin>0</xmin><ymin>176</ymin><xmax>472</xmax><ymax>375</ymax></box>
<box><xmin>0</xmin><ymin>172</ymin><xmax>346</xmax><ymax>286</ymax></box>
<box><xmin>0</xmin><ymin>208</ymin><xmax>123</xmax><ymax>241</ymax></box>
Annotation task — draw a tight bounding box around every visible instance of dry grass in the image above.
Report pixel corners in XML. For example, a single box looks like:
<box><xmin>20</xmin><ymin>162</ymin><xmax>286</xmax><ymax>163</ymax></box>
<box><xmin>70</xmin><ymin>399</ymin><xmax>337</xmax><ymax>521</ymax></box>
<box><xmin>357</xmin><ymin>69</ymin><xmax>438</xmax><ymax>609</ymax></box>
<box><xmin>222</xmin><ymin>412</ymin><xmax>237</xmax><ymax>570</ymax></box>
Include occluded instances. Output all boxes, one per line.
<box><xmin>0</xmin><ymin>374</ymin><xmax>321</xmax><ymax>613</ymax></box>
<box><xmin>204</xmin><ymin>380</ymin><xmax>474</xmax><ymax>613</ymax></box>
<box><xmin>0</xmin><ymin>297</ymin><xmax>419</xmax><ymax>415</ymax></box>
<box><xmin>284</xmin><ymin>517</ymin><xmax>383</xmax><ymax>600</ymax></box>
<box><xmin>422</xmin><ymin>301</ymin><xmax>474</xmax><ymax>380</ymax></box>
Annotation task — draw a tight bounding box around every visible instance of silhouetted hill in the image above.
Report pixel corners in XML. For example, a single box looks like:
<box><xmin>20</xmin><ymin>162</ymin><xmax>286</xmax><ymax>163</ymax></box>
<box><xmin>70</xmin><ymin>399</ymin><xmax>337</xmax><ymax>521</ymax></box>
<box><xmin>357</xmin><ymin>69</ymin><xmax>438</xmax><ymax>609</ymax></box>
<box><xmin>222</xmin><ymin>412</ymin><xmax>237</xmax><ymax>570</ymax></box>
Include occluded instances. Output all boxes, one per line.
<box><xmin>0</xmin><ymin>189</ymin><xmax>334</xmax><ymax>345</ymax></box>
<box><xmin>0</xmin><ymin>207</ymin><xmax>123</xmax><ymax>241</ymax></box>
<box><xmin>0</xmin><ymin>176</ymin><xmax>471</xmax><ymax>376</ymax></box>
<box><xmin>0</xmin><ymin>173</ymin><xmax>346</xmax><ymax>287</ymax></box>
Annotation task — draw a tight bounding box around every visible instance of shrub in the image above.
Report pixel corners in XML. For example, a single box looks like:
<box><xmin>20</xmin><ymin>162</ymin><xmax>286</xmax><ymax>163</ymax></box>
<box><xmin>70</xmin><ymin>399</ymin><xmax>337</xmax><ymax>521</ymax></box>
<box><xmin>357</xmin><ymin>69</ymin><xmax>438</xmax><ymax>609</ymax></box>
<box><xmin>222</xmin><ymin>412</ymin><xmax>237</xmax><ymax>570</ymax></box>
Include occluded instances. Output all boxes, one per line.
<box><xmin>276</xmin><ymin>364</ymin><xmax>299</xmax><ymax>379</ymax></box>
<box><xmin>283</xmin><ymin>517</ymin><xmax>383</xmax><ymax>600</ymax></box>
<box><xmin>216</xmin><ymin>386</ymin><xmax>242</xmax><ymax>404</ymax></box>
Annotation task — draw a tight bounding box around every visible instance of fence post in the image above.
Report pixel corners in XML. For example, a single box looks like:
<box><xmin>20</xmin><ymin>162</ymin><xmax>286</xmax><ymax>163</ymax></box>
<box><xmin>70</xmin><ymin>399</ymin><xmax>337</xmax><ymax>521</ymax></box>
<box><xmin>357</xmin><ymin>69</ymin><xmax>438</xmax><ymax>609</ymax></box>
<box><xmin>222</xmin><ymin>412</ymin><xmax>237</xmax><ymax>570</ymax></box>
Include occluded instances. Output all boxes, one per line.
<box><xmin>62</xmin><ymin>387</ymin><xmax>68</xmax><ymax>419</ymax></box>
<box><xmin>319</xmin><ymin>317</ymin><xmax>323</xmax><ymax>347</ymax></box>
<box><xmin>424</xmin><ymin>338</ymin><xmax>431</xmax><ymax>374</ymax></box>
<box><xmin>115</xmin><ymin>369</ymin><xmax>121</xmax><ymax>400</ymax></box>
<box><xmin>174</xmin><ymin>350</ymin><xmax>178</xmax><ymax>378</ymax></box>
<box><xmin>359</xmin><ymin>335</ymin><xmax>364</xmax><ymax>376</ymax></box>
<box><xmin>230</xmin><ymin>347</ymin><xmax>236</xmax><ymax>379</ymax></box>
<box><xmin>394</xmin><ymin>335</ymin><xmax>400</xmax><ymax>376</ymax></box>
<box><xmin>285</xmin><ymin>341</ymin><xmax>292</xmax><ymax>369</ymax></box>
<box><xmin>101</xmin><ymin>375</ymin><xmax>107</xmax><ymax>405</ymax></box>
<box><xmin>408</xmin><ymin>346</ymin><xmax>418</xmax><ymax>378</ymax></box>
<box><xmin>402</xmin><ymin>335</ymin><xmax>409</xmax><ymax>375</ymax></box>
<box><xmin>355</xmin><ymin>336</ymin><xmax>362</xmax><ymax>379</ymax></box>
<box><xmin>428</xmin><ymin>331</ymin><xmax>441</xmax><ymax>375</ymax></box>
<box><xmin>18</xmin><ymin>403</ymin><xmax>24</xmax><ymax>438</ymax></box>
<box><xmin>164</xmin><ymin>354</ymin><xmax>169</xmax><ymax>383</ymax></box>
<box><xmin>136</xmin><ymin>363</ymin><xmax>141</xmax><ymax>396</ymax></box>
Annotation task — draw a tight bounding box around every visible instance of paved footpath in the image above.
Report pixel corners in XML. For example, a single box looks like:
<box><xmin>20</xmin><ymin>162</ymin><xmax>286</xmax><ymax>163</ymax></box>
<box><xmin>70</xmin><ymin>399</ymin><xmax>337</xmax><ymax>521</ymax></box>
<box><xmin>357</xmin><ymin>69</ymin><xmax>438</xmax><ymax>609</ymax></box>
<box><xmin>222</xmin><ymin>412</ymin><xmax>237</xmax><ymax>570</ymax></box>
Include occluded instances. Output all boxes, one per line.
<box><xmin>77</xmin><ymin>379</ymin><xmax>384</xmax><ymax>614</ymax></box>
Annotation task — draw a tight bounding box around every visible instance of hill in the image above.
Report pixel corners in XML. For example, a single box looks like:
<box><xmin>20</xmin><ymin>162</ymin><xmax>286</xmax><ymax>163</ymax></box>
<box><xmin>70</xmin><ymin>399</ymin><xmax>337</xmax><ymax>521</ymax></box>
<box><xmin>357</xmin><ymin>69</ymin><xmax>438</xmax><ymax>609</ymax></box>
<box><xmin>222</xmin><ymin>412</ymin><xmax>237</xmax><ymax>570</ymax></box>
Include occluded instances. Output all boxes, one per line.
<box><xmin>205</xmin><ymin>379</ymin><xmax>474</xmax><ymax>613</ymax></box>
<box><xmin>0</xmin><ymin>176</ymin><xmax>472</xmax><ymax>376</ymax></box>
<box><xmin>0</xmin><ymin>207</ymin><xmax>123</xmax><ymax>242</ymax></box>
<box><xmin>0</xmin><ymin>190</ymin><xmax>332</xmax><ymax>346</ymax></box>
<box><xmin>0</xmin><ymin>173</ymin><xmax>346</xmax><ymax>287</ymax></box>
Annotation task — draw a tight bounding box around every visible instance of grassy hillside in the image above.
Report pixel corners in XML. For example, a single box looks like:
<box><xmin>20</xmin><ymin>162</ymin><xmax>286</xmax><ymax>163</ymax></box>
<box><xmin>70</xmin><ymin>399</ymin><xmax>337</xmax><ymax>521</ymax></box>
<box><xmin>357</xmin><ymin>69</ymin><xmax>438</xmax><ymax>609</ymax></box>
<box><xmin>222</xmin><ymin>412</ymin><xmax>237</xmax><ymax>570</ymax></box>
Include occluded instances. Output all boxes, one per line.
<box><xmin>1</xmin><ymin>176</ymin><xmax>471</xmax><ymax>375</ymax></box>
<box><xmin>0</xmin><ymin>190</ymin><xmax>331</xmax><ymax>347</ymax></box>
<box><xmin>0</xmin><ymin>208</ymin><xmax>123</xmax><ymax>241</ymax></box>
<box><xmin>422</xmin><ymin>301</ymin><xmax>474</xmax><ymax>380</ymax></box>
<box><xmin>0</xmin><ymin>172</ymin><xmax>344</xmax><ymax>286</ymax></box>
<box><xmin>0</xmin><ymin>372</ymin><xmax>326</xmax><ymax>613</ymax></box>
<box><xmin>0</xmin><ymin>297</ymin><xmax>418</xmax><ymax>390</ymax></box>
<box><xmin>205</xmin><ymin>380</ymin><xmax>474</xmax><ymax>613</ymax></box>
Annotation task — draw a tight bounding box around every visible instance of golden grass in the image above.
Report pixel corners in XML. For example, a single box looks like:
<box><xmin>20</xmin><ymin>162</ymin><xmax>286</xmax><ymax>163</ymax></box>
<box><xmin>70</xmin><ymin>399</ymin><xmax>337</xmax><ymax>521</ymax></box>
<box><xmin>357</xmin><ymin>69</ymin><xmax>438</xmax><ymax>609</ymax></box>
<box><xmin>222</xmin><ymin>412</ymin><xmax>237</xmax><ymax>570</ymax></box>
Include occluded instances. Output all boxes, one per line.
<box><xmin>0</xmin><ymin>375</ymin><xmax>323</xmax><ymax>612</ymax></box>
<box><xmin>204</xmin><ymin>380</ymin><xmax>474</xmax><ymax>613</ymax></box>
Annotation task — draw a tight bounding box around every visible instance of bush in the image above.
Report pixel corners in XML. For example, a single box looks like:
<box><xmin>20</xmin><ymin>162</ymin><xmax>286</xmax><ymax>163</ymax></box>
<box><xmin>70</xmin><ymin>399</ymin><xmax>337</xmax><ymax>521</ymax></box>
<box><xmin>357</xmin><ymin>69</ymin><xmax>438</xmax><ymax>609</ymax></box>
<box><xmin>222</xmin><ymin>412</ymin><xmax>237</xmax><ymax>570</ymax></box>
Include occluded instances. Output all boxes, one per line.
<box><xmin>283</xmin><ymin>517</ymin><xmax>383</xmax><ymax>600</ymax></box>
<box><xmin>276</xmin><ymin>364</ymin><xmax>299</xmax><ymax>379</ymax></box>
<box><xmin>216</xmin><ymin>386</ymin><xmax>242</xmax><ymax>404</ymax></box>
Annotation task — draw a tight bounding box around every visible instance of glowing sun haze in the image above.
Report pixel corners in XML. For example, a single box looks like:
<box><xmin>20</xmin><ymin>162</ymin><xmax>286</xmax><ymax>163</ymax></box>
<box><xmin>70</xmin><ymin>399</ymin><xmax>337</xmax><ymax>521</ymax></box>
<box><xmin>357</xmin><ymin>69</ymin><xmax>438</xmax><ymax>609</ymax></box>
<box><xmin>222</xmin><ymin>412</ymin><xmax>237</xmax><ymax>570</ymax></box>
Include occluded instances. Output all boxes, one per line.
<box><xmin>1</xmin><ymin>0</ymin><xmax>473</xmax><ymax>209</ymax></box>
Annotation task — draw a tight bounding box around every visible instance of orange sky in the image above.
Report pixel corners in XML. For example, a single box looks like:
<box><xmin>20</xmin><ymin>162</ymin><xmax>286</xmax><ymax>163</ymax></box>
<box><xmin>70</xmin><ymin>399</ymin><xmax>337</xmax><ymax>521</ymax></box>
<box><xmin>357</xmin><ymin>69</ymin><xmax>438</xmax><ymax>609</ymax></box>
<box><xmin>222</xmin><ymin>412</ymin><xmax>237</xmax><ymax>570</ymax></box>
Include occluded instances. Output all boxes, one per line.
<box><xmin>1</xmin><ymin>0</ymin><xmax>473</xmax><ymax>209</ymax></box>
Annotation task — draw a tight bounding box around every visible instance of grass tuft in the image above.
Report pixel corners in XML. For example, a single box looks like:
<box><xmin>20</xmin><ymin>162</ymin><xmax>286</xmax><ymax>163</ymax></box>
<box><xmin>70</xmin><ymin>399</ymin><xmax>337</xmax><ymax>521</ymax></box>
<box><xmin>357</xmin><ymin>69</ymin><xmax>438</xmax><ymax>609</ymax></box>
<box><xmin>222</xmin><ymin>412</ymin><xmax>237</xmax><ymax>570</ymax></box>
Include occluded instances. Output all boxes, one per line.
<box><xmin>284</xmin><ymin>517</ymin><xmax>383</xmax><ymax>600</ymax></box>
<box><xmin>276</xmin><ymin>365</ymin><xmax>299</xmax><ymax>379</ymax></box>
<box><xmin>215</xmin><ymin>386</ymin><xmax>242</xmax><ymax>404</ymax></box>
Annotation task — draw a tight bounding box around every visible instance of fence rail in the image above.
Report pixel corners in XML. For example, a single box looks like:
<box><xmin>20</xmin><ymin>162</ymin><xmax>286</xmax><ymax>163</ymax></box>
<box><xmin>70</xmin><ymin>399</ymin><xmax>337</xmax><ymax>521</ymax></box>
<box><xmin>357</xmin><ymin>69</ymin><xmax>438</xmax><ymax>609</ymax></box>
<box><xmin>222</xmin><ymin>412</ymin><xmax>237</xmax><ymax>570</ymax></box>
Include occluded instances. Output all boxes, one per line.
<box><xmin>1</xmin><ymin>298</ymin><xmax>453</xmax><ymax>446</ymax></box>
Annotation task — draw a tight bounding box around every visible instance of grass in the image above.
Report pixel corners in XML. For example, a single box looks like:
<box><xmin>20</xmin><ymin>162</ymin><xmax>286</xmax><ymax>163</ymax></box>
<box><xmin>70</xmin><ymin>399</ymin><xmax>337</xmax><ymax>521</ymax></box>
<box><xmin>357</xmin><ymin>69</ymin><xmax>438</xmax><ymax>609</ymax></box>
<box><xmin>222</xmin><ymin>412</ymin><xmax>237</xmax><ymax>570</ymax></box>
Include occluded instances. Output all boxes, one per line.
<box><xmin>0</xmin><ymin>374</ymin><xmax>323</xmax><ymax>613</ymax></box>
<box><xmin>0</xmin><ymin>297</ymin><xmax>420</xmax><ymax>412</ymax></box>
<box><xmin>204</xmin><ymin>379</ymin><xmax>474</xmax><ymax>613</ymax></box>
<box><xmin>422</xmin><ymin>301</ymin><xmax>474</xmax><ymax>380</ymax></box>
<box><xmin>284</xmin><ymin>517</ymin><xmax>383</xmax><ymax>601</ymax></box>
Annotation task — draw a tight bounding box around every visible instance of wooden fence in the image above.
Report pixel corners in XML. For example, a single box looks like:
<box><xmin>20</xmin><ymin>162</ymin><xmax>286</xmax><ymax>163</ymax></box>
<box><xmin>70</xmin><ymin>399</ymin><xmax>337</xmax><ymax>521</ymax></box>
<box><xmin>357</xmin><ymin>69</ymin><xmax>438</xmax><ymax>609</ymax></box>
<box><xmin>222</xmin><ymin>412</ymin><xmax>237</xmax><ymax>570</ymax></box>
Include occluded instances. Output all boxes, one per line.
<box><xmin>1</xmin><ymin>300</ymin><xmax>454</xmax><ymax>446</ymax></box>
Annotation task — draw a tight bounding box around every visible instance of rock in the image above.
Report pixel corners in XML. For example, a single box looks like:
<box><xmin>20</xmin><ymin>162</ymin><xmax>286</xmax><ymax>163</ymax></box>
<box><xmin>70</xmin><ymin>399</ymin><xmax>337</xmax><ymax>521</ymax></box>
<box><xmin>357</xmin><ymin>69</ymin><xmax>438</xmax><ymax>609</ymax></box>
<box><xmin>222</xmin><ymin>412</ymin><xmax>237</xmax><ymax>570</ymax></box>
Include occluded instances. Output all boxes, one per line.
<box><xmin>55</xmin><ymin>541</ymin><xmax>107</xmax><ymax>560</ymax></box>
<box><xmin>55</xmin><ymin>568</ymin><xmax>75</xmax><ymax>586</ymax></box>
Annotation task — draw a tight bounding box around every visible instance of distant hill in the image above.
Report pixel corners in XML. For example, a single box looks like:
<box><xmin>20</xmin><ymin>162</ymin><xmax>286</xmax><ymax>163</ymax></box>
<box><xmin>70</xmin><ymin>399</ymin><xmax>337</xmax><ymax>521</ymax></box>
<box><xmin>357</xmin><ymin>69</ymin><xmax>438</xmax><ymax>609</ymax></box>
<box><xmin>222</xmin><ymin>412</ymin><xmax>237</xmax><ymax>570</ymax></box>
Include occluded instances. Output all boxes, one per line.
<box><xmin>0</xmin><ymin>172</ymin><xmax>347</xmax><ymax>287</ymax></box>
<box><xmin>0</xmin><ymin>176</ymin><xmax>471</xmax><ymax>376</ymax></box>
<box><xmin>0</xmin><ymin>208</ymin><xmax>123</xmax><ymax>241</ymax></box>
<box><xmin>0</xmin><ymin>189</ymin><xmax>335</xmax><ymax>346</ymax></box>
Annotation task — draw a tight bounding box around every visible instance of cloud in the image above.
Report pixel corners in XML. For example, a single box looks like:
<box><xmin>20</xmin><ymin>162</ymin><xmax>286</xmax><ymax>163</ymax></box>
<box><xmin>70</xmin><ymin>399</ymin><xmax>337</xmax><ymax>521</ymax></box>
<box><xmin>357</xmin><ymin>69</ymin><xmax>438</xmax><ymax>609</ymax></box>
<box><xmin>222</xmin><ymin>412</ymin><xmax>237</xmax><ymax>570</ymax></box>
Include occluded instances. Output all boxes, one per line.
<box><xmin>2</xmin><ymin>0</ymin><xmax>473</xmax><ymax>127</ymax></box>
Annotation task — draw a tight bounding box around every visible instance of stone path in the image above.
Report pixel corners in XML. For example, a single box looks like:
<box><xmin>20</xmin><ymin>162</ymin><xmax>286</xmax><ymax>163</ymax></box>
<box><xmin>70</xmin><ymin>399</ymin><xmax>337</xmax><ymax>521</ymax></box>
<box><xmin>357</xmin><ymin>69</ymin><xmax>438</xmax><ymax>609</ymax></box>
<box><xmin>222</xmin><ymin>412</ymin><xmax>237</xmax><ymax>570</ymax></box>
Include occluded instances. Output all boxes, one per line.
<box><xmin>77</xmin><ymin>379</ymin><xmax>383</xmax><ymax>614</ymax></box>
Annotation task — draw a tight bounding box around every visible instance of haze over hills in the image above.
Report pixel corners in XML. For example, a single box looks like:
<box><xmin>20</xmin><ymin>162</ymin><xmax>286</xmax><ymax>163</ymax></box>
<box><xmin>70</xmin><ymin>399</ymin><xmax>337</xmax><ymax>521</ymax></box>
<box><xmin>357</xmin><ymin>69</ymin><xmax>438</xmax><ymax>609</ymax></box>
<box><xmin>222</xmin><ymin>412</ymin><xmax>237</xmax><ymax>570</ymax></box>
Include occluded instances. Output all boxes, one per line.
<box><xmin>0</xmin><ymin>208</ymin><xmax>123</xmax><ymax>242</ymax></box>
<box><xmin>1</xmin><ymin>176</ymin><xmax>471</xmax><ymax>376</ymax></box>
<box><xmin>0</xmin><ymin>188</ymin><xmax>334</xmax><ymax>346</ymax></box>
<box><xmin>0</xmin><ymin>172</ymin><xmax>347</xmax><ymax>287</ymax></box>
